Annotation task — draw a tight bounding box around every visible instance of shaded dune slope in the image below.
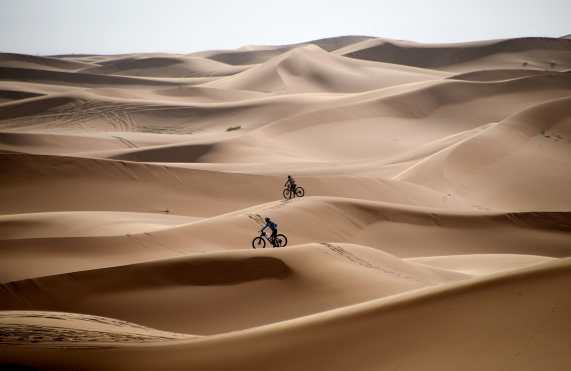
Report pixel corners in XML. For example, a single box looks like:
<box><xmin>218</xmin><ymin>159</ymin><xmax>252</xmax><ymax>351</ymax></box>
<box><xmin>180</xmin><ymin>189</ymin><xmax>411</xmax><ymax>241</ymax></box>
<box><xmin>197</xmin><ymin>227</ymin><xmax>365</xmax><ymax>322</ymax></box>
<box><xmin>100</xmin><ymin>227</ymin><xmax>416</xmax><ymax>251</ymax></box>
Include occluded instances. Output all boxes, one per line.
<box><xmin>0</xmin><ymin>244</ymin><xmax>465</xmax><ymax>334</ymax></box>
<box><xmin>82</xmin><ymin>55</ymin><xmax>249</xmax><ymax>78</ymax></box>
<box><xmin>340</xmin><ymin>37</ymin><xmax>571</xmax><ymax>72</ymax></box>
<box><xmin>0</xmin><ymin>53</ymin><xmax>94</xmax><ymax>71</ymax></box>
<box><xmin>204</xmin><ymin>45</ymin><xmax>447</xmax><ymax>93</ymax></box>
<box><xmin>397</xmin><ymin>96</ymin><xmax>571</xmax><ymax>210</ymax></box>
<box><xmin>2</xmin><ymin>259</ymin><xmax>570</xmax><ymax>371</ymax></box>
<box><xmin>199</xmin><ymin>35</ymin><xmax>374</xmax><ymax>65</ymax></box>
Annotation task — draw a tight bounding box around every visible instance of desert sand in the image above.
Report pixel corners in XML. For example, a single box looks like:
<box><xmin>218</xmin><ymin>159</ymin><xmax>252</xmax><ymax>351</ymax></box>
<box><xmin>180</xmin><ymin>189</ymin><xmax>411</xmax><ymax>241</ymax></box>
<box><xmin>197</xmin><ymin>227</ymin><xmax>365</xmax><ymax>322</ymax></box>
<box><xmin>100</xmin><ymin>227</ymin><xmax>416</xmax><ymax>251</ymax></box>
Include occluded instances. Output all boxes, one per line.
<box><xmin>1</xmin><ymin>35</ymin><xmax>571</xmax><ymax>371</ymax></box>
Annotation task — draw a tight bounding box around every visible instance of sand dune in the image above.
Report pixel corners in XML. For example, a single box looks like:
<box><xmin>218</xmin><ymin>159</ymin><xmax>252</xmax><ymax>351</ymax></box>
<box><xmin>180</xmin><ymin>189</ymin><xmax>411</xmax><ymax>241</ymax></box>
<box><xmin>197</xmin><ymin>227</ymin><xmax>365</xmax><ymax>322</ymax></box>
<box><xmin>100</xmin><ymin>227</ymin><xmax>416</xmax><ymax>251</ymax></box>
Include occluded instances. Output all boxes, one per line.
<box><xmin>0</xmin><ymin>211</ymin><xmax>198</xmax><ymax>240</ymax></box>
<box><xmin>242</xmin><ymin>72</ymin><xmax>571</xmax><ymax>167</ymax></box>
<box><xmin>2</xmin><ymin>259</ymin><xmax>570</xmax><ymax>371</ymax></box>
<box><xmin>205</xmin><ymin>45</ymin><xmax>447</xmax><ymax>93</ymax></box>
<box><xmin>0</xmin><ymin>154</ymin><xmax>470</xmax><ymax>217</ymax></box>
<box><xmin>0</xmin><ymin>90</ymin><xmax>341</xmax><ymax>134</ymax></box>
<box><xmin>0</xmin><ymin>89</ymin><xmax>42</xmax><ymax>104</ymax></box>
<box><xmin>2</xmin><ymin>192</ymin><xmax>569</xmax><ymax>283</ymax></box>
<box><xmin>339</xmin><ymin>37</ymin><xmax>571</xmax><ymax>72</ymax></box>
<box><xmin>0</xmin><ymin>66</ymin><xmax>179</xmax><ymax>87</ymax></box>
<box><xmin>0</xmin><ymin>244</ymin><xmax>466</xmax><ymax>334</ymax></box>
<box><xmin>1</xmin><ymin>36</ymin><xmax>571</xmax><ymax>370</ymax></box>
<box><xmin>0</xmin><ymin>52</ymin><xmax>93</xmax><ymax>71</ymax></box>
<box><xmin>0</xmin><ymin>311</ymin><xmax>192</xmax><ymax>346</ymax></box>
<box><xmin>408</xmin><ymin>254</ymin><xmax>556</xmax><ymax>275</ymax></box>
<box><xmin>448</xmin><ymin>68</ymin><xmax>549</xmax><ymax>81</ymax></box>
<box><xmin>196</xmin><ymin>35</ymin><xmax>373</xmax><ymax>65</ymax></box>
<box><xmin>397</xmin><ymin>96</ymin><xmax>571</xmax><ymax>210</ymax></box>
<box><xmin>82</xmin><ymin>55</ymin><xmax>249</xmax><ymax>78</ymax></box>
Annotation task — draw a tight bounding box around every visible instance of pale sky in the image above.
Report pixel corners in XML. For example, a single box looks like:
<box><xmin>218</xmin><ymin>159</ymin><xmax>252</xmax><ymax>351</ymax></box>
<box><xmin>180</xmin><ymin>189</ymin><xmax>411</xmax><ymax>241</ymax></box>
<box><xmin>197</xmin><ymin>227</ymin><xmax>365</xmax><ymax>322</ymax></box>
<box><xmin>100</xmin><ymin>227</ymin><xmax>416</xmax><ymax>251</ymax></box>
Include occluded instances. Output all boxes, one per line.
<box><xmin>1</xmin><ymin>0</ymin><xmax>569</xmax><ymax>55</ymax></box>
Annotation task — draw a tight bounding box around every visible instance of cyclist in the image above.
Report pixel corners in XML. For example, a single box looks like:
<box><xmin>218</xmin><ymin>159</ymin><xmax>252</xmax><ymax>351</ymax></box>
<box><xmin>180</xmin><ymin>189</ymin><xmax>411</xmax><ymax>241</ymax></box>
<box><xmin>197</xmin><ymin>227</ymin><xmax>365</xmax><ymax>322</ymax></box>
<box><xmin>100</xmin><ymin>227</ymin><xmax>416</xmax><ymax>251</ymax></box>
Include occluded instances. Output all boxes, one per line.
<box><xmin>261</xmin><ymin>217</ymin><xmax>278</xmax><ymax>246</ymax></box>
<box><xmin>284</xmin><ymin>175</ymin><xmax>296</xmax><ymax>193</ymax></box>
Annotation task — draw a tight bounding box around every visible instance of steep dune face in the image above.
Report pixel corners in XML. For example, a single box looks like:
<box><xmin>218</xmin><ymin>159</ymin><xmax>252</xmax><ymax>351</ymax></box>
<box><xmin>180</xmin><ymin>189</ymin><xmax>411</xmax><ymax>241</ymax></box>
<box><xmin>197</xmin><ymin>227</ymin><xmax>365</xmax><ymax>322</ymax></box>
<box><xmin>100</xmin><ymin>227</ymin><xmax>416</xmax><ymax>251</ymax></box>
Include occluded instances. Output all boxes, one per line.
<box><xmin>397</xmin><ymin>96</ymin><xmax>571</xmax><ymax>210</ymax></box>
<box><xmin>205</xmin><ymin>45</ymin><xmax>447</xmax><ymax>93</ymax></box>
<box><xmin>1</xmin><ymin>36</ymin><xmax>571</xmax><ymax>371</ymax></box>
<box><xmin>197</xmin><ymin>35</ymin><xmax>374</xmax><ymax>65</ymax></box>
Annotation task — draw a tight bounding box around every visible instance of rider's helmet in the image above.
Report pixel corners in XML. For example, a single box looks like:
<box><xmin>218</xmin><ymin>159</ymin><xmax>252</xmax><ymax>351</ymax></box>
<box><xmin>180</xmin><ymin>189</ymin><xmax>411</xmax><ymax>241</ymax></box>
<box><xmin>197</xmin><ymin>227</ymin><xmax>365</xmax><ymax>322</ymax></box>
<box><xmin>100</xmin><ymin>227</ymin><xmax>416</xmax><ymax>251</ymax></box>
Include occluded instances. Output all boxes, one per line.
<box><xmin>288</xmin><ymin>175</ymin><xmax>292</xmax><ymax>179</ymax></box>
<box><xmin>265</xmin><ymin>217</ymin><xmax>270</xmax><ymax>222</ymax></box>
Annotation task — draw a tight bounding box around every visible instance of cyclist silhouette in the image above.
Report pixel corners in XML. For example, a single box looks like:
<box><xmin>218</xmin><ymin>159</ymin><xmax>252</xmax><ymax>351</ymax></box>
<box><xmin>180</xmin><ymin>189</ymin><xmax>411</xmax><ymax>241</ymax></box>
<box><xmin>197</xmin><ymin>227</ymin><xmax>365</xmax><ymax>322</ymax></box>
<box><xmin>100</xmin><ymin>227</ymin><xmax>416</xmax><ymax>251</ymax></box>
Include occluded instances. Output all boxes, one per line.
<box><xmin>260</xmin><ymin>217</ymin><xmax>278</xmax><ymax>245</ymax></box>
<box><xmin>284</xmin><ymin>175</ymin><xmax>296</xmax><ymax>193</ymax></box>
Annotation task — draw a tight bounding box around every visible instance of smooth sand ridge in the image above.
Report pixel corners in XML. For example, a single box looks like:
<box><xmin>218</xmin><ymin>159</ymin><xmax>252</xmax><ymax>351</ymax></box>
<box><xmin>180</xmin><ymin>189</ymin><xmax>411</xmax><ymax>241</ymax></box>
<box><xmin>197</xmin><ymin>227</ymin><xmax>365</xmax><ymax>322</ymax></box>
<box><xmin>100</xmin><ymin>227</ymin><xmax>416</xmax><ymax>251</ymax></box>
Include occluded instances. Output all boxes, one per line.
<box><xmin>0</xmin><ymin>244</ymin><xmax>466</xmax><ymax>334</ymax></box>
<box><xmin>396</xmin><ymin>96</ymin><xmax>571</xmax><ymax>210</ymax></box>
<box><xmin>125</xmin><ymin>122</ymin><xmax>493</xmax><ymax>177</ymax></box>
<box><xmin>0</xmin><ymin>153</ymin><xmax>470</xmax><ymax>217</ymax></box>
<box><xmin>447</xmin><ymin>68</ymin><xmax>551</xmax><ymax>81</ymax></box>
<box><xmin>0</xmin><ymin>90</ymin><xmax>43</xmax><ymax>105</ymax></box>
<box><xmin>203</xmin><ymin>44</ymin><xmax>448</xmax><ymax>93</ymax></box>
<box><xmin>195</xmin><ymin>35</ymin><xmax>374</xmax><ymax>65</ymax></box>
<box><xmin>0</xmin><ymin>211</ymin><xmax>199</xmax><ymax>240</ymax></box>
<box><xmin>408</xmin><ymin>254</ymin><xmax>557</xmax><ymax>275</ymax></box>
<box><xmin>126</xmin><ymin>195</ymin><xmax>571</xmax><ymax>257</ymax></box>
<box><xmin>81</xmin><ymin>55</ymin><xmax>250</xmax><ymax>78</ymax></box>
<box><xmin>338</xmin><ymin>37</ymin><xmax>571</xmax><ymax>72</ymax></box>
<box><xmin>0</xmin><ymin>67</ymin><xmax>182</xmax><ymax>88</ymax></box>
<box><xmin>147</xmin><ymin>85</ymin><xmax>266</xmax><ymax>103</ymax></box>
<box><xmin>1</xmin><ymin>258</ymin><xmax>570</xmax><ymax>371</ymax></box>
<box><xmin>2</xmin><ymin>194</ymin><xmax>569</xmax><ymax>283</ymax></box>
<box><xmin>0</xmin><ymin>53</ymin><xmax>94</xmax><ymax>72</ymax></box>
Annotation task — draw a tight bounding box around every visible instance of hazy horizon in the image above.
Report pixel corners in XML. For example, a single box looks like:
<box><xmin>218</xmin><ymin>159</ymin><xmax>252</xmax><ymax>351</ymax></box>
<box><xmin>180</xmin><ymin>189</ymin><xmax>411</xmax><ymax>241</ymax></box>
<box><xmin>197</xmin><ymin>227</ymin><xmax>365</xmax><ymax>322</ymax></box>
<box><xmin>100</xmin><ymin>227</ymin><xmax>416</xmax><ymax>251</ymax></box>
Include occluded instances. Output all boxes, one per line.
<box><xmin>1</xmin><ymin>0</ymin><xmax>570</xmax><ymax>55</ymax></box>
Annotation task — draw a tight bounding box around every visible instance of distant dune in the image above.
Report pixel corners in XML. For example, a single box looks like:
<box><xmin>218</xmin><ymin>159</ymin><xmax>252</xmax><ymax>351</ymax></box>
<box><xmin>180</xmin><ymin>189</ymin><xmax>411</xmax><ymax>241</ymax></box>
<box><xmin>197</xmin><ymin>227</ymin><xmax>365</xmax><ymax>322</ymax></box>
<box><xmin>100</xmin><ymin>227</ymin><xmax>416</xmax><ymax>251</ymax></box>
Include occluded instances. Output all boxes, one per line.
<box><xmin>1</xmin><ymin>35</ymin><xmax>571</xmax><ymax>371</ymax></box>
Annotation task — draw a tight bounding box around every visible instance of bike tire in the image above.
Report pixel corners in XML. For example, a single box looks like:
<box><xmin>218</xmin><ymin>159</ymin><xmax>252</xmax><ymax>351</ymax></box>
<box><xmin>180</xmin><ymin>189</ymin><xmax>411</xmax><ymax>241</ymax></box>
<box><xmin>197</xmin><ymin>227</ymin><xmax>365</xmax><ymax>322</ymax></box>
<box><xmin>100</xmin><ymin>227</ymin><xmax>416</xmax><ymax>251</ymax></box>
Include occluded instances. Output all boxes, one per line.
<box><xmin>274</xmin><ymin>234</ymin><xmax>288</xmax><ymax>248</ymax></box>
<box><xmin>252</xmin><ymin>237</ymin><xmax>266</xmax><ymax>249</ymax></box>
<box><xmin>295</xmin><ymin>186</ymin><xmax>305</xmax><ymax>197</ymax></box>
<box><xmin>283</xmin><ymin>188</ymin><xmax>292</xmax><ymax>199</ymax></box>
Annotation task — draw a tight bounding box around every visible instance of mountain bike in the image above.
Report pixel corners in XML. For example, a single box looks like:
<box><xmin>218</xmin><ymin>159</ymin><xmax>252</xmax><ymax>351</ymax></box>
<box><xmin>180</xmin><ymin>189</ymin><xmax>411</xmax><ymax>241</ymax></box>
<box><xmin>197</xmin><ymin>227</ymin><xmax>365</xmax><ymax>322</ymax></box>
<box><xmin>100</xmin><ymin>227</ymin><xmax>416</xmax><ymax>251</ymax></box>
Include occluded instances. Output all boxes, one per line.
<box><xmin>252</xmin><ymin>231</ymin><xmax>288</xmax><ymax>248</ymax></box>
<box><xmin>283</xmin><ymin>185</ymin><xmax>304</xmax><ymax>200</ymax></box>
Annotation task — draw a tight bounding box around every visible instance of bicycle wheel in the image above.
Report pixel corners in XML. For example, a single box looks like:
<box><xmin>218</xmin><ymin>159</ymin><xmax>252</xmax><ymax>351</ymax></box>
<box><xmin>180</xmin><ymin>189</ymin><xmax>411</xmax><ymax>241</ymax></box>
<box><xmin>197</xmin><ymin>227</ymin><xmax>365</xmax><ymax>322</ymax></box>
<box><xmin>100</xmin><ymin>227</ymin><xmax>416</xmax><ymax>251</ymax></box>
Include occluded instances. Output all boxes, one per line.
<box><xmin>274</xmin><ymin>234</ymin><xmax>288</xmax><ymax>247</ymax></box>
<box><xmin>283</xmin><ymin>188</ymin><xmax>292</xmax><ymax>199</ymax></box>
<box><xmin>252</xmin><ymin>237</ymin><xmax>266</xmax><ymax>249</ymax></box>
<box><xmin>295</xmin><ymin>186</ymin><xmax>305</xmax><ymax>198</ymax></box>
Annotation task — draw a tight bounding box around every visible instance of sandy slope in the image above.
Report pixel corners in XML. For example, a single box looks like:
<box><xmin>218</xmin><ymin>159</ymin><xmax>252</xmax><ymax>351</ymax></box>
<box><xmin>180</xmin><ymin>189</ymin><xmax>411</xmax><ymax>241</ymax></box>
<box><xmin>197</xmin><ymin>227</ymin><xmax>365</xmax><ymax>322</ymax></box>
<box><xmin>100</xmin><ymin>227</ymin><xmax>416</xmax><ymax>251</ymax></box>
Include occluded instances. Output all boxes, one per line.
<box><xmin>337</xmin><ymin>37</ymin><xmax>571</xmax><ymax>72</ymax></box>
<box><xmin>2</xmin><ymin>259</ymin><xmax>570</xmax><ymax>371</ymax></box>
<box><xmin>0</xmin><ymin>244</ymin><xmax>466</xmax><ymax>334</ymax></box>
<box><xmin>204</xmin><ymin>45</ymin><xmax>448</xmax><ymax>93</ymax></box>
<box><xmin>81</xmin><ymin>55</ymin><xmax>250</xmax><ymax>78</ymax></box>
<box><xmin>1</xmin><ymin>35</ymin><xmax>571</xmax><ymax>370</ymax></box>
<box><xmin>396</xmin><ymin>96</ymin><xmax>571</xmax><ymax>210</ymax></box>
<box><xmin>0</xmin><ymin>311</ymin><xmax>193</xmax><ymax>346</ymax></box>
